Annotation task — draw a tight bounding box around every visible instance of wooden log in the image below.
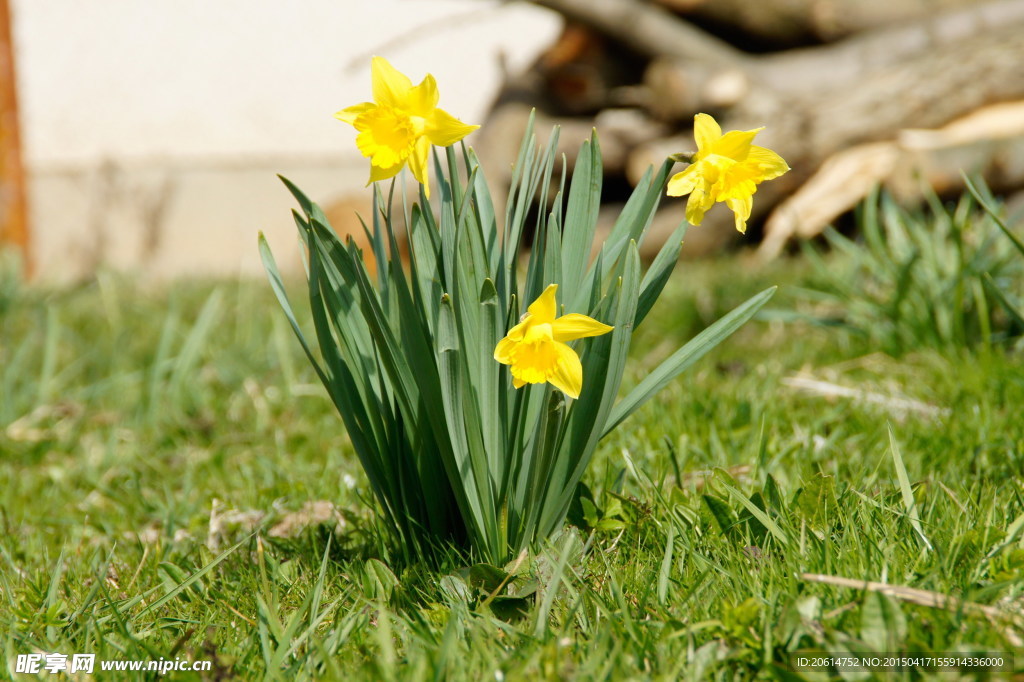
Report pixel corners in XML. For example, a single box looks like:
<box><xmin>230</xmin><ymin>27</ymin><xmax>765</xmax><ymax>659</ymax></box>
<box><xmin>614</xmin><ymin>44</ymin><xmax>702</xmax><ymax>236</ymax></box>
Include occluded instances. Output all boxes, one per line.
<box><xmin>660</xmin><ymin>21</ymin><xmax>1024</xmax><ymax>240</ymax></box>
<box><xmin>758</xmin><ymin>100</ymin><xmax>1024</xmax><ymax>259</ymax></box>
<box><xmin>654</xmin><ymin>0</ymin><xmax>982</xmax><ymax>43</ymax></box>
<box><xmin>742</xmin><ymin>23</ymin><xmax>1024</xmax><ymax>164</ymax></box>
<box><xmin>644</xmin><ymin>0</ymin><xmax>1024</xmax><ymax>121</ymax></box>
<box><xmin>519</xmin><ymin>0</ymin><xmax>1024</xmax><ymax>255</ymax></box>
<box><xmin>528</xmin><ymin>0</ymin><xmax>747</xmax><ymax>68</ymax></box>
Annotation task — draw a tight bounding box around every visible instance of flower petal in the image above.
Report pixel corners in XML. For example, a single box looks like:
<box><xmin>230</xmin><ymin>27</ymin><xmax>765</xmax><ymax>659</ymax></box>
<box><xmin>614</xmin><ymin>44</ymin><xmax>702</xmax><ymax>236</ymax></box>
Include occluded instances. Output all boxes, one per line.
<box><xmin>693</xmin><ymin>113</ymin><xmax>722</xmax><ymax>151</ymax></box>
<box><xmin>527</xmin><ymin>284</ymin><xmax>558</xmax><ymax>322</ymax></box>
<box><xmin>686</xmin><ymin>189</ymin><xmax>709</xmax><ymax>226</ymax></box>
<box><xmin>548</xmin><ymin>342</ymin><xmax>583</xmax><ymax>399</ymax></box>
<box><xmin>335</xmin><ymin>102</ymin><xmax>375</xmax><ymax>125</ymax></box>
<box><xmin>371</xmin><ymin>56</ymin><xmax>413</xmax><ymax>108</ymax></box>
<box><xmin>504</xmin><ymin>316</ymin><xmax>531</xmax><ymax>342</ymax></box>
<box><xmin>407</xmin><ymin>136</ymin><xmax>431</xmax><ymax>197</ymax></box>
<box><xmin>709</xmin><ymin>128</ymin><xmax>761</xmax><ymax>161</ymax></box>
<box><xmin>366</xmin><ymin>161</ymin><xmax>403</xmax><ymax>185</ymax></box>
<box><xmin>426</xmin><ymin>108</ymin><xmax>480</xmax><ymax>147</ymax></box>
<box><xmin>512</xmin><ymin>376</ymin><xmax>526</xmax><ymax>389</ymax></box>
<box><xmin>725</xmin><ymin>194</ymin><xmax>753</xmax><ymax>234</ymax></box>
<box><xmin>494</xmin><ymin>335</ymin><xmax>517</xmax><ymax>364</ymax></box>
<box><xmin>666</xmin><ymin>166</ymin><xmax>700</xmax><ymax>197</ymax></box>
<box><xmin>551</xmin><ymin>313</ymin><xmax>613</xmax><ymax>342</ymax></box>
<box><xmin>747</xmin><ymin>145</ymin><xmax>790</xmax><ymax>180</ymax></box>
<box><xmin>408</xmin><ymin>74</ymin><xmax>440</xmax><ymax>117</ymax></box>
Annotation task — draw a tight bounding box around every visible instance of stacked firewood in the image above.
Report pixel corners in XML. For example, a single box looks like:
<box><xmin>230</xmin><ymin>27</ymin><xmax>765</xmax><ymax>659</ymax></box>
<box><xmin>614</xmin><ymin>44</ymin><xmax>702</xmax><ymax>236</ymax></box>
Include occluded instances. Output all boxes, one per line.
<box><xmin>474</xmin><ymin>0</ymin><xmax>1024</xmax><ymax>258</ymax></box>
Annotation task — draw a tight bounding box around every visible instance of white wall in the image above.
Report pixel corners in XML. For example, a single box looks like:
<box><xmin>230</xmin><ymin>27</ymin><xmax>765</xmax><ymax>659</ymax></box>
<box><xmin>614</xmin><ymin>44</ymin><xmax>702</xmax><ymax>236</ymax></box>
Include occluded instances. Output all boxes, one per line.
<box><xmin>11</xmin><ymin>0</ymin><xmax>560</xmax><ymax>280</ymax></box>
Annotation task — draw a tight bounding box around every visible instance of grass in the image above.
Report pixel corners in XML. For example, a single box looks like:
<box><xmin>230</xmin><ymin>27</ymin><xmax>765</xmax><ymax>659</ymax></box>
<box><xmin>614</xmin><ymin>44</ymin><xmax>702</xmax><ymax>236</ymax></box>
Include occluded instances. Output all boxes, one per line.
<box><xmin>1</xmin><ymin>249</ymin><xmax>1023</xmax><ymax>679</ymax></box>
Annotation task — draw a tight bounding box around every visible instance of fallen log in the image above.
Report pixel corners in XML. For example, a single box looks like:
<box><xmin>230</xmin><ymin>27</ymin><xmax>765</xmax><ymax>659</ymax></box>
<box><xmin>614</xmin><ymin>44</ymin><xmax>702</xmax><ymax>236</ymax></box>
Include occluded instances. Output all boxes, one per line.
<box><xmin>501</xmin><ymin>0</ymin><xmax>1024</xmax><ymax>253</ymax></box>
<box><xmin>644</xmin><ymin>0</ymin><xmax>1024</xmax><ymax>121</ymax></box>
<box><xmin>758</xmin><ymin>100</ymin><xmax>1024</xmax><ymax>259</ymax></box>
<box><xmin>632</xmin><ymin>21</ymin><xmax>1024</xmax><ymax>240</ymax></box>
<box><xmin>653</xmin><ymin>0</ymin><xmax>983</xmax><ymax>44</ymax></box>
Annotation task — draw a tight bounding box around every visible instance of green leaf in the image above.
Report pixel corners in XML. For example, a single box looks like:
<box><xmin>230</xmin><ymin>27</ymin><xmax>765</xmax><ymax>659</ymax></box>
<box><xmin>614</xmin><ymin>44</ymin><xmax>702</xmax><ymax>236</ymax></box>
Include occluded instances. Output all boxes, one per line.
<box><xmin>720</xmin><ymin>481</ymin><xmax>790</xmax><ymax>548</ymax></box>
<box><xmin>139</xmin><ymin>534</ymin><xmax>251</xmax><ymax>616</ymax></box>
<box><xmin>702</xmin><ymin>494</ymin><xmax>738</xmax><ymax>538</ymax></box>
<box><xmin>466</xmin><ymin>563</ymin><xmax>509</xmax><ymax>593</ymax></box>
<box><xmin>279</xmin><ymin>174</ymin><xmax>330</xmax><ymax>227</ymax></box>
<box><xmin>258</xmin><ymin>233</ymin><xmax>328</xmax><ymax>387</ymax></box>
<box><xmin>658</xmin><ymin>522</ymin><xmax>675</xmax><ymax>605</ymax></box>
<box><xmin>604</xmin><ymin>287</ymin><xmax>777</xmax><ymax>436</ymax></box>
<box><xmin>795</xmin><ymin>473</ymin><xmax>838</xmax><ymax>534</ymax></box>
<box><xmin>478</xmin><ymin>279</ymin><xmax>505</xmax><ymax>480</ymax></box>
<box><xmin>560</xmin><ymin>131</ymin><xmax>603</xmax><ymax>293</ymax></box>
<box><xmin>860</xmin><ymin>592</ymin><xmax>906</xmax><ymax>651</ymax></box>
<box><xmin>363</xmin><ymin>558</ymin><xmax>400</xmax><ymax>601</ymax></box>
<box><xmin>636</xmin><ymin>222</ymin><xmax>687</xmax><ymax>327</ymax></box>
<box><xmin>569</xmin><ymin>159</ymin><xmax>673</xmax><ymax>313</ymax></box>
<box><xmin>540</xmin><ymin>242</ymin><xmax>642</xmax><ymax>539</ymax></box>
<box><xmin>982</xmin><ymin>273</ymin><xmax>1024</xmax><ymax>329</ymax></box>
<box><xmin>963</xmin><ymin>174</ymin><xmax>1024</xmax><ymax>258</ymax></box>
<box><xmin>888</xmin><ymin>425</ymin><xmax>933</xmax><ymax>551</ymax></box>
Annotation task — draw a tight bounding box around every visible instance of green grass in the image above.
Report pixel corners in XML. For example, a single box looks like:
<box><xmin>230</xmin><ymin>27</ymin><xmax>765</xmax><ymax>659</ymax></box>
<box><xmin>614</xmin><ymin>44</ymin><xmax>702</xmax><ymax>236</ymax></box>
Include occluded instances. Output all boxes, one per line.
<box><xmin>2</xmin><ymin>254</ymin><xmax>1023</xmax><ymax>680</ymax></box>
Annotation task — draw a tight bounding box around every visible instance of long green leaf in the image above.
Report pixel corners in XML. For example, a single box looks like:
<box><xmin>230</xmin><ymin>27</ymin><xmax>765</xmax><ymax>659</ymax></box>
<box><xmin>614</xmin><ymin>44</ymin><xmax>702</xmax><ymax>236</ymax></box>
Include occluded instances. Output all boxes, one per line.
<box><xmin>888</xmin><ymin>425</ymin><xmax>933</xmax><ymax>551</ymax></box>
<box><xmin>604</xmin><ymin>287</ymin><xmax>776</xmax><ymax>436</ymax></box>
<box><xmin>561</xmin><ymin>131</ymin><xmax>602</xmax><ymax>293</ymax></box>
<box><xmin>139</xmin><ymin>535</ymin><xmax>251</xmax><ymax>616</ymax></box>
<box><xmin>258</xmin><ymin>233</ymin><xmax>328</xmax><ymax>387</ymax></box>
<box><xmin>636</xmin><ymin>222</ymin><xmax>687</xmax><ymax>327</ymax></box>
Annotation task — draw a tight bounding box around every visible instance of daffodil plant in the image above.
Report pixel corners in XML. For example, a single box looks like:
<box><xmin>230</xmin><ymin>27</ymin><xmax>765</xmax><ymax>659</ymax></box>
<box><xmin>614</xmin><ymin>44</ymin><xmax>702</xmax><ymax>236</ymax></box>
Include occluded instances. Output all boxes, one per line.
<box><xmin>260</xmin><ymin>58</ymin><xmax>786</xmax><ymax>564</ymax></box>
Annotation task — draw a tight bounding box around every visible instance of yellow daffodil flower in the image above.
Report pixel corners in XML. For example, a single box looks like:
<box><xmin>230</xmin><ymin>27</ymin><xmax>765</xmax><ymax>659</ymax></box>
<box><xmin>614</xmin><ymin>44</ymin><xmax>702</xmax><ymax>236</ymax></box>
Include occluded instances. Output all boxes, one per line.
<box><xmin>666</xmin><ymin>113</ymin><xmax>789</xmax><ymax>233</ymax></box>
<box><xmin>494</xmin><ymin>284</ymin><xmax>613</xmax><ymax>399</ymax></box>
<box><xmin>335</xmin><ymin>57</ymin><xmax>479</xmax><ymax>197</ymax></box>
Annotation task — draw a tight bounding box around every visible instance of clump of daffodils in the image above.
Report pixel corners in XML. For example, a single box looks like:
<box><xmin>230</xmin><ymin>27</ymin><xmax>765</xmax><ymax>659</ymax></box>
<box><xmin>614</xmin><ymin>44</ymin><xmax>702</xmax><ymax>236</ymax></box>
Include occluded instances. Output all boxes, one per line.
<box><xmin>261</xmin><ymin>58</ymin><xmax>786</xmax><ymax>564</ymax></box>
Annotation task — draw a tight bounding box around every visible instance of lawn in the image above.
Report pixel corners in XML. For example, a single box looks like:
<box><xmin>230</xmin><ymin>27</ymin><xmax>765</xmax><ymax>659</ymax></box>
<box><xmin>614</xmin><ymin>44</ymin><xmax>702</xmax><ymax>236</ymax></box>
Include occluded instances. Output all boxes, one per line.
<box><xmin>1</xmin><ymin>244</ymin><xmax>1023</xmax><ymax>679</ymax></box>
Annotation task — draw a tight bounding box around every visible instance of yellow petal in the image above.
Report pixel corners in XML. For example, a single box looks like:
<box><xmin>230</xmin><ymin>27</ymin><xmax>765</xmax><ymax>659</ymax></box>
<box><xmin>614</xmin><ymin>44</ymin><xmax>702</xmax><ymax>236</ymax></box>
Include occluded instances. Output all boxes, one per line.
<box><xmin>551</xmin><ymin>313</ymin><xmax>613</xmax><ymax>342</ymax></box>
<box><xmin>709</xmin><ymin>128</ymin><xmax>761</xmax><ymax>161</ymax></box>
<box><xmin>504</xmin><ymin>316</ymin><xmax>531</xmax><ymax>342</ymax></box>
<box><xmin>666</xmin><ymin>166</ymin><xmax>700</xmax><ymax>197</ymax></box>
<box><xmin>426</xmin><ymin>108</ymin><xmax>480</xmax><ymax>147</ymax></box>
<box><xmin>548</xmin><ymin>342</ymin><xmax>583</xmax><ymax>399</ymax></box>
<box><xmin>693</xmin><ymin>113</ymin><xmax>722</xmax><ymax>150</ymax></box>
<box><xmin>335</xmin><ymin>102</ymin><xmax>375</xmax><ymax>125</ymax></box>
<box><xmin>725</xmin><ymin>194</ymin><xmax>753</xmax><ymax>234</ymax></box>
<box><xmin>527</xmin><ymin>284</ymin><xmax>558</xmax><ymax>322</ymax></box>
<box><xmin>407</xmin><ymin>136</ymin><xmax>431</xmax><ymax>197</ymax></box>
<box><xmin>367</xmin><ymin>160</ymin><xmax>403</xmax><ymax>185</ymax></box>
<box><xmin>408</xmin><ymin>74</ymin><xmax>439</xmax><ymax>117</ymax></box>
<box><xmin>686</xmin><ymin>189</ymin><xmax>708</xmax><ymax>226</ymax></box>
<box><xmin>512</xmin><ymin>377</ymin><xmax>526</xmax><ymax>389</ymax></box>
<box><xmin>747</xmin><ymin>145</ymin><xmax>790</xmax><ymax>180</ymax></box>
<box><xmin>371</xmin><ymin>56</ymin><xmax>413</xmax><ymax>108</ymax></box>
<box><xmin>494</xmin><ymin>335</ymin><xmax>517</xmax><ymax>364</ymax></box>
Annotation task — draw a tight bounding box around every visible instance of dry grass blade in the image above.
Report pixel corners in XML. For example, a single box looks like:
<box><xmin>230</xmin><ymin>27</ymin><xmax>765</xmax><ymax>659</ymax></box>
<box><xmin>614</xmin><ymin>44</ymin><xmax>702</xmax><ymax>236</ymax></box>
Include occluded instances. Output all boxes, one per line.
<box><xmin>782</xmin><ymin>376</ymin><xmax>950</xmax><ymax>419</ymax></box>
<box><xmin>799</xmin><ymin>573</ymin><xmax>1024</xmax><ymax>647</ymax></box>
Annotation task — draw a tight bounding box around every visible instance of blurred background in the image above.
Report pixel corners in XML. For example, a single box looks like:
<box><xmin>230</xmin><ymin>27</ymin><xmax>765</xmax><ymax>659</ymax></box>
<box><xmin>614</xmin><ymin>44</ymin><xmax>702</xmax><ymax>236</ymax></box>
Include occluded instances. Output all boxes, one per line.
<box><xmin>2</xmin><ymin>0</ymin><xmax>1024</xmax><ymax>282</ymax></box>
<box><xmin>1</xmin><ymin>0</ymin><xmax>560</xmax><ymax>281</ymax></box>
